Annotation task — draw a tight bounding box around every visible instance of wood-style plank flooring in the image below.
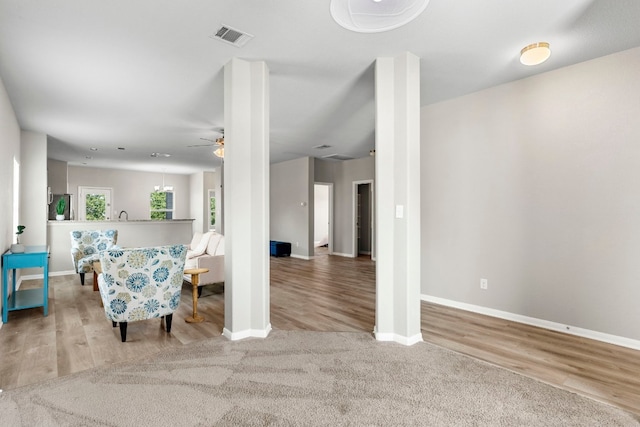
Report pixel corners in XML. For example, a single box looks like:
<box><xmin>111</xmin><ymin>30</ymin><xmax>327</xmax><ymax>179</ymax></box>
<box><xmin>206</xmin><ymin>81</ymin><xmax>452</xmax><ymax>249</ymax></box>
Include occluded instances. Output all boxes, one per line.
<box><xmin>1</xmin><ymin>254</ymin><xmax>639</xmax><ymax>416</ymax></box>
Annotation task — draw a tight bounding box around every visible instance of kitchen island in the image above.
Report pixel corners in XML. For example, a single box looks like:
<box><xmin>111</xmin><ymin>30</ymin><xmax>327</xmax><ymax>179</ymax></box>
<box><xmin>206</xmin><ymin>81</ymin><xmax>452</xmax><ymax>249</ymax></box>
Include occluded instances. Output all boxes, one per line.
<box><xmin>47</xmin><ymin>219</ymin><xmax>194</xmax><ymax>273</ymax></box>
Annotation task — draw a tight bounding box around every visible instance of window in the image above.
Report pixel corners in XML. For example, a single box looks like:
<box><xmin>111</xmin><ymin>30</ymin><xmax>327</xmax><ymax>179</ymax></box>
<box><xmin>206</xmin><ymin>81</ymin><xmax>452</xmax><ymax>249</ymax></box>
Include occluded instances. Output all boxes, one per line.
<box><xmin>150</xmin><ymin>191</ymin><xmax>174</xmax><ymax>220</ymax></box>
<box><xmin>208</xmin><ymin>189</ymin><xmax>216</xmax><ymax>231</ymax></box>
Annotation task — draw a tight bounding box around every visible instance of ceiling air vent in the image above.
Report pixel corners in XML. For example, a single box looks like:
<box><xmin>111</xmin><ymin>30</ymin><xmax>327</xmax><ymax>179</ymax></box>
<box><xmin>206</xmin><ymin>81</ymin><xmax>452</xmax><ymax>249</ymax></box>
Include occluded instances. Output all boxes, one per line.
<box><xmin>322</xmin><ymin>154</ymin><xmax>354</xmax><ymax>161</ymax></box>
<box><xmin>211</xmin><ymin>24</ymin><xmax>254</xmax><ymax>47</ymax></box>
<box><xmin>313</xmin><ymin>144</ymin><xmax>332</xmax><ymax>150</ymax></box>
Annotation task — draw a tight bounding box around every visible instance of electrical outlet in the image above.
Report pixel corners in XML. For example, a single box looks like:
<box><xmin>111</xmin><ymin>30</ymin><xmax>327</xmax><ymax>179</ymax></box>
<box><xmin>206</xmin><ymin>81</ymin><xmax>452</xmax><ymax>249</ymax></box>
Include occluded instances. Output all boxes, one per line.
<box><xmin>480</xmin><ymin>278</ymin><xmax>488</xmax><ymax>290</ymax></box>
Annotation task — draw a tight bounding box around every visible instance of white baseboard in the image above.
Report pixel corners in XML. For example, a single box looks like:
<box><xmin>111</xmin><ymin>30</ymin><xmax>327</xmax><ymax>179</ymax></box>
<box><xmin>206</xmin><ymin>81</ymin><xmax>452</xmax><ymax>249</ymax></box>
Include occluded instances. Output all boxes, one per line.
<box><xmin>331</xmin><ymin>252</ymin><xmax>355</xmax><ymax>258</ymax></box>
<box><xmin>422</xmin><ymin>294</ymin><xmax>640</xmax><ymax>351</ymax></box>
<box><xmin>374</xmin><ymin>329</ymin><xmax>424</xmax><ymax>346</ymax></box>
<box><xmin>50</xmin><ymin>270</ymin><xmax>76</xmax><ymax>277</ymax></box>
<box><xmin>223</xmin><ymin>324</ymin><xmax>272</xmax><ymax>341</ymax></box>
<box><xmin>22</xmin><ymin>270</ymin><xmax>76</xmax><ymax>281</ymax></box>
<box><xmin>290</xmin><ymin>254</ymin><xmax>312</xmax><ymax>260</ymax></box>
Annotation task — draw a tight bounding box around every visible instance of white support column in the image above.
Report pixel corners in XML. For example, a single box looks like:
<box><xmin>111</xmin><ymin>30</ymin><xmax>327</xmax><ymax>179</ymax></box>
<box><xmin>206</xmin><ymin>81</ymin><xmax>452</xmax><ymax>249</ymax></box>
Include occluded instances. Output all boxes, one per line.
<box><xmin>374</xmin><ymin>52</ymin><xmax>422</xmax><ymax>346</ymax></box>
<box><xmin>222</xmin><ymin>58</ymin><xmax>271</xmax><ymax>340</ymax></box>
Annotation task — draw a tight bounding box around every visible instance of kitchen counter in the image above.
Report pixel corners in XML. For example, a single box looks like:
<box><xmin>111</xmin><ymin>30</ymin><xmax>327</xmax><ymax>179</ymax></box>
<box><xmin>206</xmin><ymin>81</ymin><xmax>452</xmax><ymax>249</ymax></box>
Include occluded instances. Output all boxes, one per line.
<box><xmin>48</xmin><ymin>219</ymin><xmax>194</xmax><ymax>223</ymax></box>
<box><xmin>47</xmin><ymin>219</ymin><xmax>194</xmax><ymax>273</ymax></box>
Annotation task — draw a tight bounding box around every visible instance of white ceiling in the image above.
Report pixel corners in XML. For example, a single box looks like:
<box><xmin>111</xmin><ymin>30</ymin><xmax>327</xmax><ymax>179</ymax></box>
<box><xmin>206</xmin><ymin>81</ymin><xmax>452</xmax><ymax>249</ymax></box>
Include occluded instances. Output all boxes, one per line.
<box><xmin>1</xmin><ymin>0</ymin><xmax>640</xmax><ymax>174</ymax></box>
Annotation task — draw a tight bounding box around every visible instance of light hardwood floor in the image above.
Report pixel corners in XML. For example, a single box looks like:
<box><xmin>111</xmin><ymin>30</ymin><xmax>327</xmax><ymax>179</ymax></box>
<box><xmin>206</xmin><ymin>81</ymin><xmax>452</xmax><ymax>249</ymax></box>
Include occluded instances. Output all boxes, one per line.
<box><xmin>1</xmin><ymin>254</ymin><xmax>639</xmax><ymax>415</ymax></box>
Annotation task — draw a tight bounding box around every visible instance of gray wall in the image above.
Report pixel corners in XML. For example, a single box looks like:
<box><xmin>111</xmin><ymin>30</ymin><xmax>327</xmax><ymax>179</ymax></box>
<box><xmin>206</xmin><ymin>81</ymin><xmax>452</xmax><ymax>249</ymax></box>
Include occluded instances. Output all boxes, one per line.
<box><xmin>189</xmin><ymin>170</ymin><xmax>219</xmax><ymax>234</ymax></box>
<box><xmin>421</xmin><ymin>46</ymin><xmax>640</xmax><ymax>341</ymax></box>
<box><xmin>47</xmin><ymin>158</ymin><xmax>68</xmax><ymax>195</ymax></box>
<box><xmin>67</xmin><ymin>166</ymin><xmax>191</xmax><ymax>222</ymax></box>
<box><xmin>270</xmin><ymin>157</ymin><xmax>314</xmax><ymax>258</ymax></box>
<box><xmin>315</xmin><ymin>156</ymin><xmax>374</xmax><ymax>256</ymax></box>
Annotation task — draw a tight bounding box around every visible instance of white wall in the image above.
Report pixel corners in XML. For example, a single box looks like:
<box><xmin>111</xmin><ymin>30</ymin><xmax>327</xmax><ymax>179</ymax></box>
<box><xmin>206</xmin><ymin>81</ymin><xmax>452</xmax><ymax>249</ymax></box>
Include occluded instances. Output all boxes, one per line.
<box><xmin>421</xmin><ymin>46</ymin><xmax>640</xmax><ymax>341</ymax></box>
<box><xmin>20</xmin><ymin>131</ymin><xmax>48</xmax><ymax>247</ymax></box>
<box><xmin>189</xmin><ymin>170</ymin><xmax>218</xmax><ymax>234</ymax></box>
<box><xmin>0</xmin><ymin>74</ymin><xmax>21</xmax><ymax>317</ymax></box>
<box><xmin>67</xmin><ymin>166</ymin><xmax>191</xmax><ymax>222</ymax></box>
<box><xmin>189</xmin><ymin>171</ymin><xmax>204</xmax><ymax>233</ymax></box>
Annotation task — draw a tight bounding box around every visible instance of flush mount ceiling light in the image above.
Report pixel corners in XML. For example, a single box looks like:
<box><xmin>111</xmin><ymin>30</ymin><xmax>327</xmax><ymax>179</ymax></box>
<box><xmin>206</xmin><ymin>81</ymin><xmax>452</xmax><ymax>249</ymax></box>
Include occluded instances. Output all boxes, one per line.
<box><xmin>520</xmin><ymin>42</ymin><xmax>551</xmax><ymax>66</ymax></box>
<box><xmin>330</xmin><ymin>0</ymin><xmax>430</xmax><ymax>33</ymax></box>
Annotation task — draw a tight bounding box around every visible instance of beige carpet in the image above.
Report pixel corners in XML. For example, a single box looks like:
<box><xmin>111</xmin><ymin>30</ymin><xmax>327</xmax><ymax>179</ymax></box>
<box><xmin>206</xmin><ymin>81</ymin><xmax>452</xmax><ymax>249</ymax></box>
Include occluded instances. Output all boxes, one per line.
<box><xmin>1</xmin><ymin>330</ymin><xmax>638</xmax><ymax>426</ymax></box>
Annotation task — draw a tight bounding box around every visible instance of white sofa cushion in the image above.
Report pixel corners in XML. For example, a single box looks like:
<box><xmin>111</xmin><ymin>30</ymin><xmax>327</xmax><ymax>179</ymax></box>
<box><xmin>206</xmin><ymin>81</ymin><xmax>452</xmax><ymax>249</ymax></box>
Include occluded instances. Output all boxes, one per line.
<box><xmin>214</xmin><ymin>236</ymin><xmax>224</xmax><ymax>256</ymax></box>
<box><xmin>187</xmin><ymin>231</ymin><xmax>213</xmax><ymax>259</ymax></box>
<box><xmin>206</xmin><ymin>233</ymin><xmax>223</xmax><ymax>255</ymax></box>
<box><xmin>188</xmin><ymin>231</ymin><xmax>203</xmax><ymax>250</ymax></box>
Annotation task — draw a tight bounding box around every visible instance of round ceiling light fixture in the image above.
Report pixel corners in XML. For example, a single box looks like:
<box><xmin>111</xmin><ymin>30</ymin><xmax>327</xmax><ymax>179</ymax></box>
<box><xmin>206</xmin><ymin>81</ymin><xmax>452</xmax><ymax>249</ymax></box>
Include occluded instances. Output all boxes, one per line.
<box><xmin>520</xmin><ymin>42</ymin><xmax>551</xmax><ymax>66</ymax></box>
<box><xmin>330</xmin><ymin>0</ymin><xmax>430</xmax><ymax>33</ymax></box>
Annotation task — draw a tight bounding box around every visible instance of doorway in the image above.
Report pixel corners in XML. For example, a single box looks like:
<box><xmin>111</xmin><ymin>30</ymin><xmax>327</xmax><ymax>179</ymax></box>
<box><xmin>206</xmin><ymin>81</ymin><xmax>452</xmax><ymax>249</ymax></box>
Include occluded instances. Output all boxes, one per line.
<box><xmin>314</xmin><ymin>183</ymin><xmax>333</xmax><ymax>256</ymax></box>
<box><xmin>353</xmin><ymin>180</ymin><xmax>374</xmax><ymax>259</ymax></box>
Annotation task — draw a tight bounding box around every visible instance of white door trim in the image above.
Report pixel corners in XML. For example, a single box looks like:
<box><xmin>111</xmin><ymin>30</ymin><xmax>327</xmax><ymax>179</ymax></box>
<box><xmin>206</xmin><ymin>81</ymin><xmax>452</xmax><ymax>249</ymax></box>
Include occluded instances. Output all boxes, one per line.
<box><xmin>78</xmin><ymin>186</ymin><xmax>113</xmax><ymax>221</ymax></box>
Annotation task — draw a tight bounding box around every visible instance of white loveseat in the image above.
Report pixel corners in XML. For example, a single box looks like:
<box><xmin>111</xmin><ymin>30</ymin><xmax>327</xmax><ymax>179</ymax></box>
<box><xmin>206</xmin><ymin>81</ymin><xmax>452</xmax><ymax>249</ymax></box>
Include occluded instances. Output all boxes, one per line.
<box><xmin>183</xmin><ymin>231</ymin><xmax>224</xmax><ymax>288</ymax></box>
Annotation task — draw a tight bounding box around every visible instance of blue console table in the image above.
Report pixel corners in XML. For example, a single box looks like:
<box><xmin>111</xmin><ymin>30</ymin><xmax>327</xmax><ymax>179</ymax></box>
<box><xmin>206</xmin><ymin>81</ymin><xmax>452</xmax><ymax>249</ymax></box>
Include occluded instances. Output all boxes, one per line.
<box><xmin>2</xmin><ymin>245</ymin><xmax>49</xmax><ymax>323</ymax></box>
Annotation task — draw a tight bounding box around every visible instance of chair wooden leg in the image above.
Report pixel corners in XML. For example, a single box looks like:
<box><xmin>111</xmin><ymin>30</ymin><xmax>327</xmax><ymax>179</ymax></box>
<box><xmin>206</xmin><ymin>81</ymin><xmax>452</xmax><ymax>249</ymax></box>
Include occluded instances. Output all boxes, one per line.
<box><xmin>119</xmin><ymin>322</ymin><xmax>128</xmax><ymax>342</ymax></box>
<box><xmin>165</xmin><ymin>314</ymin><xmax>173</xmax><ymax>333</ymax></box>
<box><xmin>79</xmin><ymin>272</ymin><xmax>85</xmax><ymax>286</ymax></box>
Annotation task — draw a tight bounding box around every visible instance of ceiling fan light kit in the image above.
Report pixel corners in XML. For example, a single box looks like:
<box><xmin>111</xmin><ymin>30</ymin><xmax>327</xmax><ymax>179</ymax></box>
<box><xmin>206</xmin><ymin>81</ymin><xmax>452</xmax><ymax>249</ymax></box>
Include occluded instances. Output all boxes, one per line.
<box><xmin>330</xmin><ymin>0</ymin><xmax>430</xmax><ymax>33</ymax></box>
<box><xmin>520</xmin><ymin>42</ymin><xmax>551</xmax><ymax>66</ymax></box>
<box><xmin>213</xmin><ymin>136</ymin><xmax>225</xmax><ymax>158</ymax></box>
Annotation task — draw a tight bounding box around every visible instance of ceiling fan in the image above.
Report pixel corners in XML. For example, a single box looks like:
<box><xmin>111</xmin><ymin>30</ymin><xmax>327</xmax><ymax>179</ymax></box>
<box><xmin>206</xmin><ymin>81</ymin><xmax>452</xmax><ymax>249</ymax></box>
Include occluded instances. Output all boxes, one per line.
<box><xmin>187</xmin><ymin>128</ymin><xmax>225</xmax><ymax>158</ymax></box>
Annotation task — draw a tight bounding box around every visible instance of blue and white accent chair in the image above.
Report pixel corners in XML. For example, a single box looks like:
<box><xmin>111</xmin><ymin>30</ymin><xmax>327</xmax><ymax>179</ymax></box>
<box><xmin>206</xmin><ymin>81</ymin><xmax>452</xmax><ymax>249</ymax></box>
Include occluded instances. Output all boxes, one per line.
<box><xmin>70</xmin><ymin>229</ymin><xmax>118</xmax><ymax>286</ymax></box>
<box><xmin>97</xmin><ymin>245</ymin><xmax>187</xmax><ymax>342</ymax></box>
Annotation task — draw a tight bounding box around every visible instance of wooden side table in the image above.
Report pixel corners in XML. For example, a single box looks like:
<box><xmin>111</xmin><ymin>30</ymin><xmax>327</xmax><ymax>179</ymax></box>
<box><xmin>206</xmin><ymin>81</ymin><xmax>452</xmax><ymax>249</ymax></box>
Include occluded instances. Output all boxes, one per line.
<box><xmin>93</xmin><ymin>261</ymin><xmax>103</xmax><ymax>307</ymax></box>
<box><xmin>92</xmin><ymin>261</ymin><xmax>101</xmax><ymax>292</ymax></box>
<box><xmin>184</xmin><ymin>268</ymin><xmax>209</xmax><ymax>323</ymax></box>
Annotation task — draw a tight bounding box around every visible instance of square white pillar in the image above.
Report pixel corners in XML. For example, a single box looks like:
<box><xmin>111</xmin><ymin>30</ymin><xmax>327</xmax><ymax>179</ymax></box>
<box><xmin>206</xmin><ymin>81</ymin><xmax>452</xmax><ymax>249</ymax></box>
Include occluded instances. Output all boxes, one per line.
<box><xmin>223</xmin><ymin>58</ymin><xmax>271</xmax><ymax>340</ymax></box>
<box><xmin>374</xmin><ymin>52</ymin><xmax>423</xmax><ymax>345</ymax></box>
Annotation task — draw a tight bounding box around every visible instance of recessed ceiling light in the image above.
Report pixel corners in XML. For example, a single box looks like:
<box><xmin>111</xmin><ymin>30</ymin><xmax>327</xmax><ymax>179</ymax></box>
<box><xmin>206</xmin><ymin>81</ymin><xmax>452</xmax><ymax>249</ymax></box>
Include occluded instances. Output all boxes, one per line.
<box><xmin>330</xmin><ymin>0</ymin><xmax>430</xmax><ymax>33</ymax></box>
<box><xmin>90</xmin><ymin>147</ymin><xmax>98</xmax><ymax>151</ymax></box>
<box><xmin>150</xmin><ymin>152</ymin><xmax>171</xmax><ymax>158</ymax></box>
<box><xmin>520</xmin><ymin>42</ymin><xmax>551</xmax><ymax>66</ymax></box>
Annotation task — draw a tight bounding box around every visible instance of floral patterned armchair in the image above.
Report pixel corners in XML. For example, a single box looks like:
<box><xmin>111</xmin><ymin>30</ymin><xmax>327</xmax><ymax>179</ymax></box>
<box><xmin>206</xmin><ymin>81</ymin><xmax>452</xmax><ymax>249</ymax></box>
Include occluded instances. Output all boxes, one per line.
<box><xmin>70</xmin><ymin>230</ymin><xmax>118</xmax><ymax>286</ymax></box>
<box><xmin>97</xmin><ymin>244</ymin><xmax>187</xmax><ymax>342</ymax></box>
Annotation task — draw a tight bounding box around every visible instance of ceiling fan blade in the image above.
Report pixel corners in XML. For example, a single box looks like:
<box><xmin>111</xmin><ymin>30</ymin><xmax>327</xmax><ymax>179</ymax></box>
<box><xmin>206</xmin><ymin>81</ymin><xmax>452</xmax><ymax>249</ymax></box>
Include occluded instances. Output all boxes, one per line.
<box><xmin>187</xmin><ymin>143</ymin><xmax>215</xmax><ymax>147</ymax></box>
